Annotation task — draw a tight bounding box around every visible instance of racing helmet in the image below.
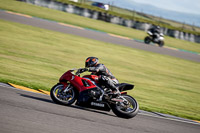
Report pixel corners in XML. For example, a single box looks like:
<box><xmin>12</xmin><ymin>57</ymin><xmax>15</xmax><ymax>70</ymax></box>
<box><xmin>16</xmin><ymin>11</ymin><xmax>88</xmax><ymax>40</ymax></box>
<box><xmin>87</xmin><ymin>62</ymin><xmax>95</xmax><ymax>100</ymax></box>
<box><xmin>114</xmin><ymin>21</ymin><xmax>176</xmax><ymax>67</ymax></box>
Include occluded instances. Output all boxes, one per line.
<box><xmin>85</xmin><ymin>57</ymin><xmax>99</xmax><ymax>67</ymax></box>
<box><xmin>156</xmin><ymin>26</ymin><xmax>160</xmax><ymax>29</ymax></box>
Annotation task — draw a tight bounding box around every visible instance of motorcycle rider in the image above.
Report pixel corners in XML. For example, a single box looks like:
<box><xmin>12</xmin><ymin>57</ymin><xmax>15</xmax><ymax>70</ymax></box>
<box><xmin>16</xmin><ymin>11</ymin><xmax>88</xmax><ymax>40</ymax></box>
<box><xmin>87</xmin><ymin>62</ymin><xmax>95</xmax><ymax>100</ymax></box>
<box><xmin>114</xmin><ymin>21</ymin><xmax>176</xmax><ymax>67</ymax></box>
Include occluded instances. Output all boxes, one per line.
<box><xmin>84</xmin><ymin>57</ymin><xmax>120</xmax><ymax>95</ymax></box>
<box><xmin>148</xmin><ymin>25</ymin><xmax>161</xmax><ymax>42</ymax></box>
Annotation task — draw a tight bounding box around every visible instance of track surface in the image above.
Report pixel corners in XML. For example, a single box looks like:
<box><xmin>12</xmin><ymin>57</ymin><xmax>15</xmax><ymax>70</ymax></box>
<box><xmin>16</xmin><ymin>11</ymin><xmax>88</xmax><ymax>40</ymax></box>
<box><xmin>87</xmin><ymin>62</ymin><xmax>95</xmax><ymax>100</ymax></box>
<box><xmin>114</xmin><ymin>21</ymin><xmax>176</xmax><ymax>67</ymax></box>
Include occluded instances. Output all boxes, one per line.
<box><xmin>0</xmin><ymin>10</ymin><xmax>200</xmax><ymax>62</ymax></box>
<box><xmin>0</xmin><ymin>84</ymin><xmax>200</xmax><ymax>133</ymax></box>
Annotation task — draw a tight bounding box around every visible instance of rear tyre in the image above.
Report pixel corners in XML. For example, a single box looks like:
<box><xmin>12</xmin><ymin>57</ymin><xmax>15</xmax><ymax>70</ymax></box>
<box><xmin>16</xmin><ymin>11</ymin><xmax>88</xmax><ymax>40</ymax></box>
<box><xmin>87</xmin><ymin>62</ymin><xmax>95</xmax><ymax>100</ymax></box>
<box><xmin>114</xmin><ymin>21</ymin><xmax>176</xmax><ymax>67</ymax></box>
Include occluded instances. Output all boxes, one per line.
<box><xmin>144</xmin><ymin>36</ymin><xmax>151</xmax><ymax>44</ymax></box>
<box><xmin>50</xmin><ymin>83</ymin><xmax>77</xmax><ymax>105</ymax></box>
<box><xmin>111</xmin><ymin>95</ymin><xmax>139</xmax><ymax>119</ymax></box>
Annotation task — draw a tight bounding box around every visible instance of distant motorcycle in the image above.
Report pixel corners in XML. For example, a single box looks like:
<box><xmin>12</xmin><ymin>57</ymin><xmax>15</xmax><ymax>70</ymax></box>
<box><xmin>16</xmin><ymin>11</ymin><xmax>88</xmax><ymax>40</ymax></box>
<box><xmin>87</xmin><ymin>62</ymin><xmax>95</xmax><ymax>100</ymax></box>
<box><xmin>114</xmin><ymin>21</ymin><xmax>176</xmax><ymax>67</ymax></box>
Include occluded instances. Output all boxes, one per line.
<box><xmin>50</xmin><ymin>68</ymin><xmax>139</xmax><ymax>118</ymax></box>
<box><xmin>144</xmin><ymin>31</ymin><xmax>165</xmax><ymax>47</ymax></box>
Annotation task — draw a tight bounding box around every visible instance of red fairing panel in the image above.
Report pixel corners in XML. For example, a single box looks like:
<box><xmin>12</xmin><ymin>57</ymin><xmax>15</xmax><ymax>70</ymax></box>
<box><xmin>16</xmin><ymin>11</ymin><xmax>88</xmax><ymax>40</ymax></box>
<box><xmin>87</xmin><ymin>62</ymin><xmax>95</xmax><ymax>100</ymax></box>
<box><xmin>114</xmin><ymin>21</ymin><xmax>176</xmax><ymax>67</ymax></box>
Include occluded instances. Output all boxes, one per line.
<box><xmin>70</xmin><ymin>76</ymin><xmax>97</xmax><ymax>92</ymax></box>
<box><xmin>83</xmin><ymin>75</ymin><xmax>99</xmax><ymax>83</ymax></box>
<box><xmin>59</xmin><ymin>71</ymin><xmax>73</xmax><ymax>82</ymax></box>
<box><xmin>59</xmin><ymin>71</ymin><xmax>97</xmax><ymax>92</ymax></box>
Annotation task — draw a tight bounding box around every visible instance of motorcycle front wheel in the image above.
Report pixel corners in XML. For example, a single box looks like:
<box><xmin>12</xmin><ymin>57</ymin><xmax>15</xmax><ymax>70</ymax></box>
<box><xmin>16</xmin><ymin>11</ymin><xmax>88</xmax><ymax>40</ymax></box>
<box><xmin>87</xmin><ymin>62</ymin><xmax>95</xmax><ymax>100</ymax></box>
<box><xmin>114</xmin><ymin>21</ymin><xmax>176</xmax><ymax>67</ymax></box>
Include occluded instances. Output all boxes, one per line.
<box><xmin>144</xmin><ymin>36</ymin><xmax>151</xmax><ymax>44</ymax></box>
<box><xmin>50</xmin><ymin>83</ymin><xmax>77</xmax><ymax>105</ymax></box>
<box><xmin>111</xmin><ymin>95</ymin><xmax>139</xmax><ymax>119</ymax></box>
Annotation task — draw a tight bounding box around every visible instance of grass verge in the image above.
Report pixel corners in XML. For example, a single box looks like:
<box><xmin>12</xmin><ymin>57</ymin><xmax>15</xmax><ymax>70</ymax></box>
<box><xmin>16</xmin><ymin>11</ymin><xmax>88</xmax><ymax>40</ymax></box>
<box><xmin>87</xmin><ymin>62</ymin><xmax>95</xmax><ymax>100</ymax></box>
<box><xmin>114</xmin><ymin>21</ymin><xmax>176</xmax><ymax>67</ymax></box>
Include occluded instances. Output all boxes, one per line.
<box><xmin>0</xmin><ymin>0</ymin><xmax>200</xmax><ymax>53</ymax></box>
<box><xmin>0</xmin><ymin>19</ymin><xmax>200</xmax><ymax>120</ymax></box>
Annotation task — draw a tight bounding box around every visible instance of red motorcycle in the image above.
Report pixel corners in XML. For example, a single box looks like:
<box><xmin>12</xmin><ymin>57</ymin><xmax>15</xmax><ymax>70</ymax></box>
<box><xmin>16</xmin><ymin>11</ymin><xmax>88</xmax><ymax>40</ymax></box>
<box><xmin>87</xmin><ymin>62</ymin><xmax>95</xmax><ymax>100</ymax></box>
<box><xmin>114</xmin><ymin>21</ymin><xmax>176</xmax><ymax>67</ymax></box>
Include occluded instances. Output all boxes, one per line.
<box><xmin>50</xmin><ymin>68</ymin><xmax>139</xmax><ymax>118</ymax></box>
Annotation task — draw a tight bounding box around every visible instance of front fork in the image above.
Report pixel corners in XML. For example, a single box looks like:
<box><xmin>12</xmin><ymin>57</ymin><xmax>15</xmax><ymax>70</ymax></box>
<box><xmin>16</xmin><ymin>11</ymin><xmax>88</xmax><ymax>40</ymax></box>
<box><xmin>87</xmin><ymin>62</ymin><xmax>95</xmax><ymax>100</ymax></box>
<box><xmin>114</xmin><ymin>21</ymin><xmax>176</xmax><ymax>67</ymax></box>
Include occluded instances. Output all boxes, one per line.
<box><xmin>60</xmin><ymin>83</ymin><xmax>72</xmax><ymax>93</ymax></box>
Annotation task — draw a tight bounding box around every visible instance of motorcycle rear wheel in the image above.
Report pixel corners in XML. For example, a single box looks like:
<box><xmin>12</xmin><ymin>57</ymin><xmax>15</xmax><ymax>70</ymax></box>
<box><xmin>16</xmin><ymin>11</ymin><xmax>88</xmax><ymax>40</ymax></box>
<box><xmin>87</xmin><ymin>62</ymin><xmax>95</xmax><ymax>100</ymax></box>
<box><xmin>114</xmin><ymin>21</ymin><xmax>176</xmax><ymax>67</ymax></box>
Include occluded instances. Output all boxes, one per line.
<box><xmin>50</xmin><ymin>83</ymin><xmax>77</xmax><ymax>105</ymax></box>
<box><xmin>111</xmin><ymin>95</ymin><xmax>139</xmax><ymax>119</ymax></box>
<box><xmin>158</xmin><ymin>41</ymin><xmax>164</xmax><ymax>47</ymax></box>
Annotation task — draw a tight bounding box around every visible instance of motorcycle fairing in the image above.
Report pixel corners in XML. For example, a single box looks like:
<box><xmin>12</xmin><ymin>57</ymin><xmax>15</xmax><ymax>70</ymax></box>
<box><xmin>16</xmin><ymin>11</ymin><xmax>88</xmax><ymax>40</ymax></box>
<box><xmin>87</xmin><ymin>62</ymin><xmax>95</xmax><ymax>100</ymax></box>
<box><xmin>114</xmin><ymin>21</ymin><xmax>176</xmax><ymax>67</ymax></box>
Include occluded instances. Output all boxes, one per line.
<box><xmin>82</xmin><ymin>75</ymin><xmax>99</xmax><ymax>83</ymax></box>
<box><xmin>76</xmin><ymin>89</ymin><xmax>111</xmax><ymax>111</ymax></box>
<box><xmin>59</xmin><ymin>70</ymin><xmax>97</xmax><ymax>92</ymax></box>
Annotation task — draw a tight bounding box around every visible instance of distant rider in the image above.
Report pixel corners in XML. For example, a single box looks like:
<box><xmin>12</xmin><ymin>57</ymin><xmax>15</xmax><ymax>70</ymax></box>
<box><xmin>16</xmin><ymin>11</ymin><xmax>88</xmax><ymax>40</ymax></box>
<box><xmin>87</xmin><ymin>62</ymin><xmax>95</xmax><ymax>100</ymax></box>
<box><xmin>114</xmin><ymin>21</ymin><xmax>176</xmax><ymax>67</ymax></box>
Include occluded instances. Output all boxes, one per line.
<box><xmin>148</xmin><ymin>25</ymin><xmax>161</xmax><ymax>41</ymax></box>
<box><xmin>84</xmin><ymin>57</ymin><xmax>120</xmax><ymax>95</ymax></box>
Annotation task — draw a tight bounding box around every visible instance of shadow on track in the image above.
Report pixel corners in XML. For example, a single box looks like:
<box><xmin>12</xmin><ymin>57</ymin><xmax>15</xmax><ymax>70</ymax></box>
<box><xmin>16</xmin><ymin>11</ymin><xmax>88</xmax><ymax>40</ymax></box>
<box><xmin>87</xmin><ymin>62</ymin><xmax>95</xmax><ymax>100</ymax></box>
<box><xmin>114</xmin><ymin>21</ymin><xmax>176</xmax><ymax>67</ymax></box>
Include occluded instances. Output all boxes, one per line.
<box><xmin>19</xmin><ymin>93</ymin><xmax>116</xmax><ymax>117</ymax></box>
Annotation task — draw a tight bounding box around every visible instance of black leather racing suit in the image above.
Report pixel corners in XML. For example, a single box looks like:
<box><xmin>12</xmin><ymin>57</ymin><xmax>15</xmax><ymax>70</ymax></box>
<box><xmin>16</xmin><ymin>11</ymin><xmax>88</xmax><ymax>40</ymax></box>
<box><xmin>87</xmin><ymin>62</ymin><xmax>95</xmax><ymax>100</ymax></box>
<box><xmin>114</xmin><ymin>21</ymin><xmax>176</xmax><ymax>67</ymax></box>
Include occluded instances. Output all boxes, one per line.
<box><xmin>88</xmin><ymin>64</ymin><xmax>119</xmax><ymax>91</ymax></box>
<box><xmin>149</xmin><ymin>28</ymin><xmax>160</xmax><ymax>41</ymax></box>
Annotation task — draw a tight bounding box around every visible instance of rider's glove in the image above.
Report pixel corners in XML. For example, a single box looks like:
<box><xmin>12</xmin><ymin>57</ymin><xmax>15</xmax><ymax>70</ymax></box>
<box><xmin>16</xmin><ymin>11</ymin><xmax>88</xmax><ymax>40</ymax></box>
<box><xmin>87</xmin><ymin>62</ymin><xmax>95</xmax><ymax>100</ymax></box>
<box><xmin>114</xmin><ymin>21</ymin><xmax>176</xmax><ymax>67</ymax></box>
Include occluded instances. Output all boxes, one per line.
<box><xmin>83</xmin><ymin>68</ymin><xmax>89</xmax><ymax>72</ymax></box>
<box><xmin>80</xmin><ymin>68</ymin><xmax>88</xmax><ymax>73</ymax></box>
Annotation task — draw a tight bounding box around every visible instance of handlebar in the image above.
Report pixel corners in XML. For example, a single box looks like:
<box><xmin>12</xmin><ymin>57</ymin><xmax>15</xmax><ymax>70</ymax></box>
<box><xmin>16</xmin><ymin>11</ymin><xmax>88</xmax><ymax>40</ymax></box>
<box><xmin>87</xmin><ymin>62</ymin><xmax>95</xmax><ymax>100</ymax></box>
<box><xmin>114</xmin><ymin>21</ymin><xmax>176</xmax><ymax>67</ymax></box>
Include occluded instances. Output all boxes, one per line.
<box><xmin>74</xmin><ymin>68</ymin><xmax>88</xmax><ymax>75</ymax></box>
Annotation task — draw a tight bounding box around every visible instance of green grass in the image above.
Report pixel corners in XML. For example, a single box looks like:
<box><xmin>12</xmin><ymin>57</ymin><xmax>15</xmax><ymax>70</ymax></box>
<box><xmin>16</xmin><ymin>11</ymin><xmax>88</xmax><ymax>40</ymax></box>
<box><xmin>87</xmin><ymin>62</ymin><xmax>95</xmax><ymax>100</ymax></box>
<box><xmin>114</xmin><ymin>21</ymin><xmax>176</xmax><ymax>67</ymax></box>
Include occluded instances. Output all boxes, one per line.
<box><xmin>0</xmin><ymin>0</ymin><xmax>200</xmax><ymax>53</ymax></box>
<box><xmin>0</xmin><ymin>19</ymin><xmax>200</xmax><ymax>120</ymax></box>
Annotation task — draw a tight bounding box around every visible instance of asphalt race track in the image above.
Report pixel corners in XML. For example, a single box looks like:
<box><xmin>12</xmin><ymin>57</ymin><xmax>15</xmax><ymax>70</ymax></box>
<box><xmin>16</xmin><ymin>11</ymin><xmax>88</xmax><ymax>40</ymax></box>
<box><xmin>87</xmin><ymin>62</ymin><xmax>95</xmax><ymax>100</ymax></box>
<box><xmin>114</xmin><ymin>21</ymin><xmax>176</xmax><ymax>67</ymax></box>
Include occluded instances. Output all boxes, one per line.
<box><xmin>0</xmin><ymin>84</ymin><xmax>200</xmax><ymax>133</ymax></box>
<box><xmin>0</xmin><ymin>10</ymin><xmax>200</xmax><ymax>63</ymax></box>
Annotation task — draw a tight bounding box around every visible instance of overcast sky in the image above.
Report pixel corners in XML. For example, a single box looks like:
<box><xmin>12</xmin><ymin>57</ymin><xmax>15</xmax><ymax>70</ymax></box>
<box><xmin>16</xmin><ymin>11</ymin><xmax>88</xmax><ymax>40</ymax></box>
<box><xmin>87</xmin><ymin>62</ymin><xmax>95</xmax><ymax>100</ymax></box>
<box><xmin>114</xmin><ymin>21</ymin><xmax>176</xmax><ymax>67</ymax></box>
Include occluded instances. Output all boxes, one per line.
<box><xmin>127</xmin><ymin>0</ymin><xmax>200</xmax><ymax>15</ymax></box>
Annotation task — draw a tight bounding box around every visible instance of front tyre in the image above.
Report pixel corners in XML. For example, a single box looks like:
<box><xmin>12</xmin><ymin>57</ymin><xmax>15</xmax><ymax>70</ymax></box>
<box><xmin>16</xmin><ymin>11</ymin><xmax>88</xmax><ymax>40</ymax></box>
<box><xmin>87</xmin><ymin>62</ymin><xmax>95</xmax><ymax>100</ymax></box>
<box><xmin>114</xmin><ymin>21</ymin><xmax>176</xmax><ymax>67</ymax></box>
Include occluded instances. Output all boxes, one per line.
<box><xmin>50</xmin><ymin>83</ymin><xmax>77</xmax><ymax>105</ymax></box>
<box><xmin>144</xmin><ymin>36</ymin><xmax>151</xmax><ymax>44</ymax></box>
<box><xmin>111</xmin><ymin>95</ymin><xmax>139</xmax><ymax>119</ymax></box>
